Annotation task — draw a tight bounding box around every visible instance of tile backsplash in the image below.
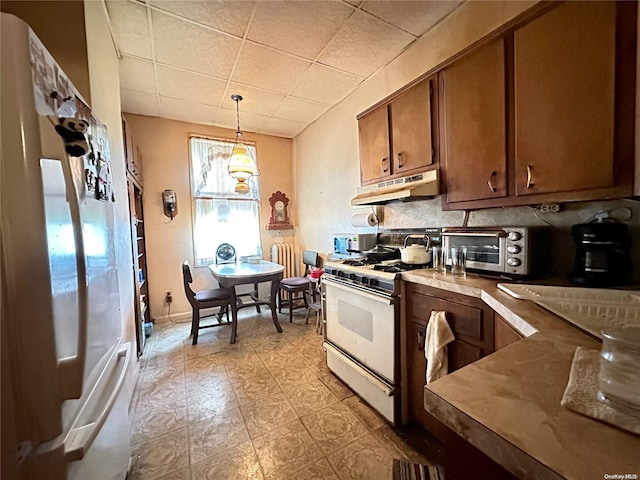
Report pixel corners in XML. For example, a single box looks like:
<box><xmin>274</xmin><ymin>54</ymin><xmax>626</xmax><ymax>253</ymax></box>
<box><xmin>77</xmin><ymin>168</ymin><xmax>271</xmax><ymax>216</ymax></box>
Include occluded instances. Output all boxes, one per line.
<box><xmin>382</xmin><ymin>197</ymin><xmax>640</xmax><ymax>284</ymax></box>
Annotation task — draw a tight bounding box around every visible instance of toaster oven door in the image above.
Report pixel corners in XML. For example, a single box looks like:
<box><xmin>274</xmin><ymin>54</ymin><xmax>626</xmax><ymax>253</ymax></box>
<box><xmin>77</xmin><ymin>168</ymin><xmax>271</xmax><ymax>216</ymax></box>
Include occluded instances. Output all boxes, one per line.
<box><xmin>443</xmin><ymin>232</ymin><xmax>506</xmax><ymax>273</ymax></box>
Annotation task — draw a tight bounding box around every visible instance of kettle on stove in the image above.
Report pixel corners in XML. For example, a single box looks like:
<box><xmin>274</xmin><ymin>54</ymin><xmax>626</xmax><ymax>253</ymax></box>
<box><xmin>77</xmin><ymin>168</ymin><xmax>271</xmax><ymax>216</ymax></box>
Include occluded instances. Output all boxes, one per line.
<box><xmin>569</xmin><ymin>219</ymin><xmax>632</xmax><ymax>287</ymax></box>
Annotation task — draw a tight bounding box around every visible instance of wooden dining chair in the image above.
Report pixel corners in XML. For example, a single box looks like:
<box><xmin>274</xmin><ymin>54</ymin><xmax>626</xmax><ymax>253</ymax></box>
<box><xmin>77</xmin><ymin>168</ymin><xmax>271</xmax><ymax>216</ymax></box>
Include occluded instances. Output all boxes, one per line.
<box><xmin>182</xmin><ymin>261</ymin><xmax>238</xmax><ymax>345</ymax></box>
<box><xmin>278</xmin><ymin>250</ymin><xmax>320</xmax><ymax>323</ymax></box>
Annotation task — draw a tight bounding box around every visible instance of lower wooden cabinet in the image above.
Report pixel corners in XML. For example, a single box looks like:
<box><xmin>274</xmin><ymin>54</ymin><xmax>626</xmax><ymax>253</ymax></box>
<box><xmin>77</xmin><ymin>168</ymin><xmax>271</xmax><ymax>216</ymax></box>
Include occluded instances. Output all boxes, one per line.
<box><xmin>405</xmin><ymin>283</ymin><xmax>495</xmax><ymax>438</ymax></box>
<box><xmin>406</xmin><ymin>320</ymin><xmax>447</xmax><ymax>440</ymax></box>
<box><xmin>445</xmin><ymin>429</ymin><xmax>517</xmax><ymax>480</ymax></box>
<box><xmin>494</xmin><ymin>313</ymin><xmax>524</xmax><ymax>351</ymax></box>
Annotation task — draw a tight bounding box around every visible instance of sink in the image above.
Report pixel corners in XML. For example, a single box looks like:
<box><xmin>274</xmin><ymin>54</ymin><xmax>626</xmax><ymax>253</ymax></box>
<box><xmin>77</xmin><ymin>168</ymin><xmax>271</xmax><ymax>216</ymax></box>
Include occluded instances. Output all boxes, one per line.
<box><xmin>498</xmin><ymin>284</ymin><xmax>640</xmax><ymax>339</ymax></box>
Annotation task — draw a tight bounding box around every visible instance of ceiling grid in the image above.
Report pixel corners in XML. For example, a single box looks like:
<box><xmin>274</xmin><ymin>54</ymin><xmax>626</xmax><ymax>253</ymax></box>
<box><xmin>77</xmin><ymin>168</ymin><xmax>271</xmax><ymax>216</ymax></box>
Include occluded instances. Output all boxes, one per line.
<box><xmin>106</xmin><ymin>0</ymin><xmax>463</xmax><ymax>138</ymax></box>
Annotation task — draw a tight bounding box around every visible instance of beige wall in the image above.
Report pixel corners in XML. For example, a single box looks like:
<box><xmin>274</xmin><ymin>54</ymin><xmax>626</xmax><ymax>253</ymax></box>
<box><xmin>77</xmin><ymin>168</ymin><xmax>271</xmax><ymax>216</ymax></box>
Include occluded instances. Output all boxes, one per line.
<box><xmin>124</xmin><ymin>115</ymin><xmax>294</xmax><ymax>319</ymax></box>
<box><xmin>1</xmin><ymin>0</ymin><xmax>91</xmax><ymax>101</ymax></box>
<box><xmin>84</xmin><ymin>1</ymin><xmax>137</xmax><ymax>399</ymax></box>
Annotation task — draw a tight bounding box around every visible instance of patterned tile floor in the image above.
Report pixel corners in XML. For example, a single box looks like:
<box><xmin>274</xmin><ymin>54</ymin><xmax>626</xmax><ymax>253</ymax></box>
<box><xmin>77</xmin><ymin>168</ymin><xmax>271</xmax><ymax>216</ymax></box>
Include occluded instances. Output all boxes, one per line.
<box><xmin>129</xmin><ymin>308</ymin><xmax>443</xmax><ymax>480</ymax></box>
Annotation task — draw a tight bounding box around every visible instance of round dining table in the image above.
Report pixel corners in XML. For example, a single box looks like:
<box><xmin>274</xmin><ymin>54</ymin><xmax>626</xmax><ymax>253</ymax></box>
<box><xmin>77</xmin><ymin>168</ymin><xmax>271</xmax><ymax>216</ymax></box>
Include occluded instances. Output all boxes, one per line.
<box><xmin>208</xmin><ymin>260</ymin><xmax>284</xmax><ymax>334</ymax></box>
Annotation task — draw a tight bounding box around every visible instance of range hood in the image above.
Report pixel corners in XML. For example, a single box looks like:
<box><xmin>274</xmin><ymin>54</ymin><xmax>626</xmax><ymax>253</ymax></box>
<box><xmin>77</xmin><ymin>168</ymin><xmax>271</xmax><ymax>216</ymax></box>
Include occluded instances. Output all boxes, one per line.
<box><xmin>351</xmin><ymin>170</ymin><xmax>439</xmax><ymax>206</ymax></box>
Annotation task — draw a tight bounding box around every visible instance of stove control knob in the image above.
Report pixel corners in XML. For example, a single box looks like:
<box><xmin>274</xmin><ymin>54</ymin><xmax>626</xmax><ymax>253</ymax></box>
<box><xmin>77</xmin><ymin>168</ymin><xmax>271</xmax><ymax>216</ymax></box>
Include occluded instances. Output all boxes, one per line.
<box><xmin>507</xmin><ymin>231</ymin><xmax>522</xmax><ymax>241</ymax></box>
<box><xmin>507</xmin><ymin>245</ymin><xmax>521</xmax><ymax>254</ymax></box>
<box><xmin>507</xmin><ymin>257</ymin><xmax>521</xmax><ymax>267</ymax></box>
<box><xmin>337</xmin><ymin>271</ymin><xmax>345</xmax><ymax>277</ymax></box>
<box><xmin>369</xmin><ymin>278</ymin><xmax>378</xmax><ymax>287</ymax></box>
<box><xmin>362</xmin><ymin>277</ymin><xmax>370</xmax><ymax>285</ymax></box>
<box><xmin>348</xmin><ymin>273</ymin><xmax>356</xmax><ymax>280</ymax></box>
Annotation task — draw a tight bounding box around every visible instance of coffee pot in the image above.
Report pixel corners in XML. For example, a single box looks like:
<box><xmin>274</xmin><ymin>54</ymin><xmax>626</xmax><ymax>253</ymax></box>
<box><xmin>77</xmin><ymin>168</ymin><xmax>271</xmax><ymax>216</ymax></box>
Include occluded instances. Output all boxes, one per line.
<box><xmin>569</xmin><ymin>221</ymin><xmax>632</xmax><ymax>287</ymax></box>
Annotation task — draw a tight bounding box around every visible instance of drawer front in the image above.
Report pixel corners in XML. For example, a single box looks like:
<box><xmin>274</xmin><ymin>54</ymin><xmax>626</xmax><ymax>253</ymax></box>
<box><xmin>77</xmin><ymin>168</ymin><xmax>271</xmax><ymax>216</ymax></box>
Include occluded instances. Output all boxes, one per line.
<box><xmin>408</xmin><ymin>293</ymin><xmax>483</xmax><ymax>341</ymax></box>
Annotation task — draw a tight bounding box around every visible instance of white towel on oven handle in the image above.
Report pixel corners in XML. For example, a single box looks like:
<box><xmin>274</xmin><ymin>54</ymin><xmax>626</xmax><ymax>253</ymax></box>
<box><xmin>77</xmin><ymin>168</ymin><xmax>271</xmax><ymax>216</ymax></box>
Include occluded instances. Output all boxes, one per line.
<box><xmin>425</xmin><ymin>310</ymin><xmax>455</xmax><ymax>384</ymax></box>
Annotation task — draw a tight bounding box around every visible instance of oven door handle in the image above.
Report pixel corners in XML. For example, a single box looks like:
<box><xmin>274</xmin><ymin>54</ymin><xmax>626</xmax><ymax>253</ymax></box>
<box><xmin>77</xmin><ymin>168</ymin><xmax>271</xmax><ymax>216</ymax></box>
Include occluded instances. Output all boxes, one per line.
<box><xmin>322</xmin><ymin>277</ymin><xmax>394</xmax><ymax>304</ymax></box>
<box><xmin>323</xmin><ymin>342</ymin><xmax>395</xmax><ymax>396</ymax></box>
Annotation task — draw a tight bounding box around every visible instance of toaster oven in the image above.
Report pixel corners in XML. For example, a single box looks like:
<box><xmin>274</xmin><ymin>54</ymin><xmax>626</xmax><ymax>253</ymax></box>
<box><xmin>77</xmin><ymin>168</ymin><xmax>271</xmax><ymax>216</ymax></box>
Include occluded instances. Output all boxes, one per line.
<box><xmin>441</xmin><ymin>226</ymin><xmax>552</xmax><ymax>277</ymax></box>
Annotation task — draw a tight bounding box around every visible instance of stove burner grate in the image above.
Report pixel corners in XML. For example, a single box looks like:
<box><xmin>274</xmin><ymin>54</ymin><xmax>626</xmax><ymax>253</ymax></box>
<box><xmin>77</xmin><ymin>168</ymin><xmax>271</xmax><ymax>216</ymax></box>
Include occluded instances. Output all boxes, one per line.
<box><xmin>372</xmin><ymin>262</ymin><xmax>430</xmax><ymax>272</ymax></box>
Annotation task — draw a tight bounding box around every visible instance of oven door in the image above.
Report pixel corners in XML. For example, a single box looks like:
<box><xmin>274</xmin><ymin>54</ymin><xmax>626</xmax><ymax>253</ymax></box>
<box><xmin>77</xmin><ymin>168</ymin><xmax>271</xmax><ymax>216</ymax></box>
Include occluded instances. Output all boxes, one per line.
<box><xmin>323</xmin><ymin>278</ymin><xmax>396</xmax><ymax>382</ymax></box>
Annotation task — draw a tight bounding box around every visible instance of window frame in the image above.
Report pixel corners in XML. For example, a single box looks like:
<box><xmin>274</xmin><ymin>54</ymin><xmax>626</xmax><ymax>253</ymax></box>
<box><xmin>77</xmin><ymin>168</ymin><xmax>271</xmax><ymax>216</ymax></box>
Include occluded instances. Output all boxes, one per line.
<box><xmin>188</xmin><ymin>134</ymin><xmax>261</xmax><ymax>267</ymax></box>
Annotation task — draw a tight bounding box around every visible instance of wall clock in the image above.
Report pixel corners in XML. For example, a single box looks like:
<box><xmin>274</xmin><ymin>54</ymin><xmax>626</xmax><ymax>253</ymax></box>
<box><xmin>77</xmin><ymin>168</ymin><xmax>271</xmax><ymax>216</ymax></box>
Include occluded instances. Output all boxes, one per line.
<box><xmin>267</xmin><ymin>191</ymin><xmax>294</xmax><ymax>230</ymax></box>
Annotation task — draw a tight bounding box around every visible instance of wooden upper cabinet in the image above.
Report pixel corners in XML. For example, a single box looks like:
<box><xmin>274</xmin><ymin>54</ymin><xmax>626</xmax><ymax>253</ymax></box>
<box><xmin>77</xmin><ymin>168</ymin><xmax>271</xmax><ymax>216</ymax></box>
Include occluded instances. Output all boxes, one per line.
<box><xmin>440</xmin><ymin>1</ymin><xmax>635</xmax><ymax>210</ymax></box>
<box><xmin>359</xmin><ymin>106</ymin><xmax>391</xmax><ymax>185</ymax></box>
<box><xmin>390</xmin><ymin>79</ymin><xmax>435</xmax><ymax>177</ymax></box>
<box><xmin>358</xmin><ymin>77</ymin><xmax>436</xmax><ymax>186</ymax></box>
<box><xmin>441</xmin><ymin>39</ymin><xmax>507</xmax><ymax>204</ymax></box>
<box><xmin>514</xmin><ymin>1</ymin><xmax>617</xmax><ymax>196</ymax></box>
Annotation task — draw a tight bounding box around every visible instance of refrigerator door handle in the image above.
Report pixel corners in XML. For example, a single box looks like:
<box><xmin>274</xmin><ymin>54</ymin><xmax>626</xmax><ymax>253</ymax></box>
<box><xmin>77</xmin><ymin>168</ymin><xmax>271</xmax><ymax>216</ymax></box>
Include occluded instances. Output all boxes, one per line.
<box><xmin>47</xmin><ymin>116</ymin><xmax>89</xmax><ymax>400</ymax></box>
<box><xmin>63</xmin><ymin>343</ymin><xmax>131</xmax><ymax>462</ymax></box>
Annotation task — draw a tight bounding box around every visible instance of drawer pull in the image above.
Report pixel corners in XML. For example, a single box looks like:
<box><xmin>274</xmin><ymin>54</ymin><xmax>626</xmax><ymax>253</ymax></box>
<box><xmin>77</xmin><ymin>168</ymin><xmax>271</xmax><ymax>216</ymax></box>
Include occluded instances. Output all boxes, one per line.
<box><xmin>417</xmin><ymin>329</ymin><xmax>424</xmax><ymax>351</ymax></box>
<box><xmin>381</xmin><ymin>157</ymin><xmax>389</xmax><ymax>173</ymax></box>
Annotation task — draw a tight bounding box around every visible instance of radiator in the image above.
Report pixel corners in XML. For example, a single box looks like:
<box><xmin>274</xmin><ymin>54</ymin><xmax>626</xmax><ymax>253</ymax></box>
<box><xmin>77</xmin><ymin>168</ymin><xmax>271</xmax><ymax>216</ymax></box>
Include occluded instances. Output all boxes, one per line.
<box><xmin>271</xmin><ymin>243</ymin><xmax>296</xmax><ymax>278</ymax></box>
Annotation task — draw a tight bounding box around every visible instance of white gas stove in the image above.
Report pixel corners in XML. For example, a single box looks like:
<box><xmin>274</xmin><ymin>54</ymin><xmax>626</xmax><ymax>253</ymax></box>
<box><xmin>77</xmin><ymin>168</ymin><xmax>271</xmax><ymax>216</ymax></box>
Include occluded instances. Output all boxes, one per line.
<box><xmin>323</xmin><ymin>258</ymin><xmax>433</xmax><ymax>425</ymax></box>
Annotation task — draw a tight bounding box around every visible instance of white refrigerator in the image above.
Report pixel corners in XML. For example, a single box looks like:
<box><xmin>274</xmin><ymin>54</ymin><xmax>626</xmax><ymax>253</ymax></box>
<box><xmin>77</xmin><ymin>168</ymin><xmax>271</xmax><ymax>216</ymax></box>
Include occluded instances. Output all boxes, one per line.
<box><xmin>1</xmin><ymin>13</ymin><xmax>132</xmax><ymax>479</ymax></box>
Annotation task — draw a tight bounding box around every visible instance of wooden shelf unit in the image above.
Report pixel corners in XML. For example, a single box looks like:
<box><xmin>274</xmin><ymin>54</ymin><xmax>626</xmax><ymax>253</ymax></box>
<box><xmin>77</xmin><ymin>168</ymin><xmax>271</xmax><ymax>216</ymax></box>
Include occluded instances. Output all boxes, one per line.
<box><xmin>124</xmin><ymin>116</ymin><xmax>151</xmax><ymax>357</ymax></box>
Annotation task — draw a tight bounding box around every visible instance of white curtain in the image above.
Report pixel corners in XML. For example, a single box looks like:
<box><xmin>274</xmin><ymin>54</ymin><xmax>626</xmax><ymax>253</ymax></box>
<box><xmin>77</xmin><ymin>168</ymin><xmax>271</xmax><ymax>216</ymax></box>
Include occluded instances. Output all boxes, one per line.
<box><xmin>190</xmin><ymin>137</ymin><xmax>260</xmax><ymax>266</ymax></box>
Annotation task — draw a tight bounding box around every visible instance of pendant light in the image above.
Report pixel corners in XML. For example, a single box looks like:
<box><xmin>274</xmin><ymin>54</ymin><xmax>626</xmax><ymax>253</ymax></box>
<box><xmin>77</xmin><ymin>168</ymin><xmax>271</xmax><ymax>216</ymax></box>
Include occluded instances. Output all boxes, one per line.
<box><xmin>228</xmin><ymin>94</ymin><xmax>258</xmax><ymax>194</ymax></box>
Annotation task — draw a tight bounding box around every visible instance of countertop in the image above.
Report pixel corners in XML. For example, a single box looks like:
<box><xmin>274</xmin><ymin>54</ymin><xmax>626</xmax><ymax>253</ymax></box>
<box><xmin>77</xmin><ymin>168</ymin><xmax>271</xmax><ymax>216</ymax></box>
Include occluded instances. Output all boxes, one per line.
<box><xmin>401</xmin><ymin>270</ymin><xmax>640</xmax><ymax>479</ymax></box>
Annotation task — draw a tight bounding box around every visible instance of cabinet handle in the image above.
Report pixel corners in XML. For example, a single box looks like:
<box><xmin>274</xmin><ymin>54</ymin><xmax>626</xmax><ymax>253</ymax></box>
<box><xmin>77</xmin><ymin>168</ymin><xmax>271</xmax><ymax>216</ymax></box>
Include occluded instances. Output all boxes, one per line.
<box><xmin>381</xmin><ymin>157</ymin><xmax>389</xmax><ymax>173</ymax></box>
<box><xmin>487</xmin><ymin>171</ymin><xmax>497</xmax><ymax>192</ymax></box>
<box><xmin>397</xmin><ymin>152</ymin><xmax>406</xmax><ymax>167</ymax></box>
<box><xmin>417</xmin><ymin>329</ymin><xmax>424</xmax><ymax>351</ymax></box>
<box><xmin>526</xmin><ymin>165</ymin><xmax>535</xmax><ymax>189</ymax></box>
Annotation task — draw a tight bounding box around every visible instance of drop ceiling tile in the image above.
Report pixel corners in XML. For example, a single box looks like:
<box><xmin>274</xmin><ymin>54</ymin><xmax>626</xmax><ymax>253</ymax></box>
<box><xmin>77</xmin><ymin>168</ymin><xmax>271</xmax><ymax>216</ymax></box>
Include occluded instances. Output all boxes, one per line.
<box><xmin>318</xmin><ymin>10</ymin><xmax>414</xmax><ymax>77</ymax></box>
<box><xmin>159</xmin><ymin>97</ymin><xmax>217</xmax><ymax>125</ymax></box>
<box><xmin>362</xmin><ymin>1</ymin><xmax>463</xmax><ymax>36</ymax></box>
<box><xmin>248</xmin><ymin>1</ymin><xmax>353</xmax><ymax>60</ymax></box>
<box><xmin>152</xmin><ymin>10</ymin><xmax>241</xmax><ymax>77</ymax></box>
<box><xmin>157</xmin><ymin>65</ymin><xmax>226</xmax><ymax>106</ymax></box>
<box><xmin>221</xmin><ymin>85</ymin><xmax>285</xmax><ymax>116</ymax></box>
<box><xmin>215</xmin><ymin>107</ymin><xmax>268</xmax><ymax>133</ymax></box>
<box><xmin>232</xmin><ymin>42</ymin><xmax>311</xmax><ymax>94</ymax></box>
<box><xmin>290</xmin><ymin>64</ymin><xmax>362</xmax><ymax>105</ymax></box>
<box><xmin>119</xmin><ymin>56</ymin><xmax>156</xmax><ymax>94</ymax></box>
<box><xmin>106</xmin><ymin>1</ymin><xmax>152</xmax><ymax>59</ymax></box>
<box><xmin>149</xmin><ymin>0</ymin><xmax>254</xmax><ymax>37</ymax></box>
<box><xmin>121</xmin><ymin>88</ymin><xmax>159</xmax><ymax>116</ymax></box>
<box><xmin>259</xmin><ymin>117</ymin><xmax>306</xmax><ymax>138</ymax></box>
<box><xmin>273</xmin><ymin>97</ymin><xmax>330</xmax><ymax>124</ymax></box>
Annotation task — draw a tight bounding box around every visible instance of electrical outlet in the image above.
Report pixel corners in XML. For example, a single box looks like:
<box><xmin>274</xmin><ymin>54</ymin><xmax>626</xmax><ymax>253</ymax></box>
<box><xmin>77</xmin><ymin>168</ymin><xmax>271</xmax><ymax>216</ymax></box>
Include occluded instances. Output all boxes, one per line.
<box><xmin>539</xmin><ymin>203</ymin><xmax>561</xmax><ymax>214</ymax></box>
<box><xmin>165</xmin><ymin>291</ymin><xmax>172</xmax><ymax>304</ymax></box>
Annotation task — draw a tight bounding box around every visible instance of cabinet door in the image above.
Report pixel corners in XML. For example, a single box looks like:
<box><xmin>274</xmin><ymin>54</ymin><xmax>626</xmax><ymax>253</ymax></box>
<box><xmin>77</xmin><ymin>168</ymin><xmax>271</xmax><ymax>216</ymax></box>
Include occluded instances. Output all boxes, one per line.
<box><xmin>407</xmin><ymin>321</ymin><xmax>447</xmax><ymax>440</ymax></box>
<box><xmin>390</xmin><ymin>79</ymin><xmax>435</xmax><ymax>177</ymax></box>
<box><xmin>358</xmin><ymin>106</ymin><xmax>391</xmax><ymax>185</ymax></box>
<box><xmin>494</xmin><ymin>314</ymin><xmax>523</xmax><ymax>351</ymax></box>
<box><xmin>442</xmin><ymin>39</ymin><xmax>507</xmax><ymax>204</ymax></box>
<box><xmin>514</xmin><ymin>1</ymin><xmax>616</xmax><ymax>196</ymax></box>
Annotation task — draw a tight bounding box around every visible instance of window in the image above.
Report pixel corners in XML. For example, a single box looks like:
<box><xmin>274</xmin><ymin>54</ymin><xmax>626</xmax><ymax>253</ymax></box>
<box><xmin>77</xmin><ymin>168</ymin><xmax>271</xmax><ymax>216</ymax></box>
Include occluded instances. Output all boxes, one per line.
<box><xmin>190</xmin><ymin>136</ymin><xmax>261</xmax><ymax>267</ymax></box>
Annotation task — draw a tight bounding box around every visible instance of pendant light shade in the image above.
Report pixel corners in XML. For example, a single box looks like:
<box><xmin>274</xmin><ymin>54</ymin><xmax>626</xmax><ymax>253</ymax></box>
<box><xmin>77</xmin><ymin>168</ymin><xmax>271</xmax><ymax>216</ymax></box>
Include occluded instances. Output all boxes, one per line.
<box><xmin>228</xmin><ymin>94</ymin><xmax>258</xmax><ymax>192</ymax></box>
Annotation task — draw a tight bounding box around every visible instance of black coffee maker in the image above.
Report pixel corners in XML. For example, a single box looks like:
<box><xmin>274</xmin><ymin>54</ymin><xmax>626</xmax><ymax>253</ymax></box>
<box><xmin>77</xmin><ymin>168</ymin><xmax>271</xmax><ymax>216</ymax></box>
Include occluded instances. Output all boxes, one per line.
<box><xmin>569</xmin><ymin>221</ymin><xmax>632</xmax><ymax>287</ymax></box>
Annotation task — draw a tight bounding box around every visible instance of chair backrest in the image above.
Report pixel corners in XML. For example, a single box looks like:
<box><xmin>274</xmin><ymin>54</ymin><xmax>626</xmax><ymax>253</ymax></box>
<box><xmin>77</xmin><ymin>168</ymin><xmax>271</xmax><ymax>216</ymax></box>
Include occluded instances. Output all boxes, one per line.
<box><xmin>182</xmin><ymin>261</ymin><xmax>196</xmax><ymax>305</ymax></box>
<box><xmin>301</xmin><ymin>250</ymin><xmax>320</xmax><ymax>275</ymax></box>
